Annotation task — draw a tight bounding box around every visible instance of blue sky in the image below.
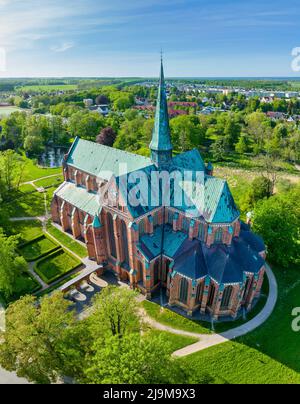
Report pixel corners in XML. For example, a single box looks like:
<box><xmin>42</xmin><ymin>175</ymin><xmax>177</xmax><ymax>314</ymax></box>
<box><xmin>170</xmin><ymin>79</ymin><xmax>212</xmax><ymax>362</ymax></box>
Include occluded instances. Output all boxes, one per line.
<box><xmin>0</xmin><ymin>0</ymin><xmax>300</xmax><ymax>77</ymax></box>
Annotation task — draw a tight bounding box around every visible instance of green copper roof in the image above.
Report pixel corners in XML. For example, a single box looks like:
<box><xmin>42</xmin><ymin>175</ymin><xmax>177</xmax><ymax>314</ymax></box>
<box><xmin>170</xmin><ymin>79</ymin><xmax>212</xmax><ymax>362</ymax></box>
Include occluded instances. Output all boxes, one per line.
<box><xmin>55</xmin><ymin>182</ymin><xmax>101</xmax><ymax>216</ymax></box>
<box><xmin>92</xmin><ymin>215</ymin><xmax>102</xmax><ymax>228</ymax></box>
<box><xmin>67</xmin><ymin>137</ymin><xmax>151</xmax><ymax>180</ymax></box>
<box><xmin>179</xmin><ymin>176</ymin><xmax>239</xmax><ymax>223</ymax></box>
<box><xmin>139</xmin><ymin>225</ymin><xmax>187</xmax><ymax>260</ymax></box>
<box><xmin>149</xmin><ymin>60</ymin><xmax>173</xmax><ymax>153</ymax></box>
<box><xmin>173</xmin><ymin>149</ymin><xmax>206</xmax><ymax>171</ymax></box>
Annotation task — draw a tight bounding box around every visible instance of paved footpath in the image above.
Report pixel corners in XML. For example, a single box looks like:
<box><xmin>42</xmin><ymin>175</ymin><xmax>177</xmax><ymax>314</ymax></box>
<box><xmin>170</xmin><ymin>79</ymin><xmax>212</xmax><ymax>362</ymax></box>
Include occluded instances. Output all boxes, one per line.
<box><xmin>144</xmin><ymin>264</ymin><xmax>278</xmax><ymax>358</ymax></box>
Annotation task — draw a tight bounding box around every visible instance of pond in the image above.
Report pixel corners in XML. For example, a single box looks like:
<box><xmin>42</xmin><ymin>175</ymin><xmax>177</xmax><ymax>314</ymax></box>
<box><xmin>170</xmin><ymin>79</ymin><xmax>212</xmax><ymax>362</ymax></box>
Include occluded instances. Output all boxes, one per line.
<box><xmin>38</xmin><ymin>147</ymin><xmax>68</xmax><ymax>168</ymax></box>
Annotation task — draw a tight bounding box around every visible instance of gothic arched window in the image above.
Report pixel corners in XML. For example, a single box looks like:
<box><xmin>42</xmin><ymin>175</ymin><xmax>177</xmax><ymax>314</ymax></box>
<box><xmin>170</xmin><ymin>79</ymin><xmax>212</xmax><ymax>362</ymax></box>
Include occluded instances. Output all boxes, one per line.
<box><xmin>179</xmin><ymin>278</ymin><xmax>189</xmax><ymax>304</ymax></box>
<box><xmin>221</xmin><ymin>286</ymin><xmax>233</xmax><ymax>309</ymax></box>
<box><xmin>207</xmin><ymin>283</ymin><xmax>216</xmax><ymax>307</ymax></box>
<box><xmin>153</xmin><ymin>260</ymin><xmax>159</xmax><ymax>285</ymax></box>
<box><xmin>120</xmin><ymin>220</ymin><xmax>129</xmax><ymax>267</ymax></box>
<box><xmin>107</xmin><ymin>212</ymin><xmax>116</xmax><ymax>258</ymax></box>
<box><xmin>215</xmin><ymin>227</ymin><xmax>223</xmax><ymax>244</ymax></box>
<box><xmin>198</xmin><ymin>223</ymin><xmax>205</xmax><ymax>241</ymax></box>
<box><xmin>138</xmin><ymin>261</ymin><xmax>144</xmax><ymax>284</ymax></box>
<box><xmin>182</xmin><ymin>218</ymin><xmax>189</xmax><ymax>234</ymax></box>
<box><xmin>196</xmin><ymin>282</ymin><xmax>204</xmax><ymax>304</ymax></box>
<box><xmin>243</xmin><ymin>277</ymin><xmax>252</xmax><ymax>302</ymax></box>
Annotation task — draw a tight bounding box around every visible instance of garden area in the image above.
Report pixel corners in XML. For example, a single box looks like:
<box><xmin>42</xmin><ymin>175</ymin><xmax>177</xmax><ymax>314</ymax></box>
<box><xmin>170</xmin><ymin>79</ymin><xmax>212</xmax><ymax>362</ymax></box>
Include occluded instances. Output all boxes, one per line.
<box><xmin>34</xmin><ymin>248</ymin><xmax>82</xmax><ymax>284</ymax></box>
<box><xmin>46</xmin><ymin>223</ymin><xmax>88</xmax><ymax>258</ymax></box>
<box><xmin>4</xmin><ymin>220</ymin><xmax>84</xmax><ymax>299</ymax></box>
<box><xmin>19</xmin><ymin>235</ymin><xmax>60</xmax><ymax>262</ymax></box>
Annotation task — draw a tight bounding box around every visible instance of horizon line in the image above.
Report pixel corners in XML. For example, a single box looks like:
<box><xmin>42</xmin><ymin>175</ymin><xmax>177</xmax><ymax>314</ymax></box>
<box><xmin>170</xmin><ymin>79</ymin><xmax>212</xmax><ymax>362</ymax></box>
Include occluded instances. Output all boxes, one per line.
<box><xmin>0</xmin><ymin>75</ymin><xmax>300</xmax><ymax>80</ymax></box>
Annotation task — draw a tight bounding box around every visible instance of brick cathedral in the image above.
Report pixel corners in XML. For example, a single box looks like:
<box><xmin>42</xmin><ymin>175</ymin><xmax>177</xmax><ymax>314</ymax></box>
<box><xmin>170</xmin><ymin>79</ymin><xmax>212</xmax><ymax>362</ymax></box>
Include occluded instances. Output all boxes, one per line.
<box><xmin>51</xmin><ymin>60</ymin><xmax>266</xmax><ymax>320</ymax></box>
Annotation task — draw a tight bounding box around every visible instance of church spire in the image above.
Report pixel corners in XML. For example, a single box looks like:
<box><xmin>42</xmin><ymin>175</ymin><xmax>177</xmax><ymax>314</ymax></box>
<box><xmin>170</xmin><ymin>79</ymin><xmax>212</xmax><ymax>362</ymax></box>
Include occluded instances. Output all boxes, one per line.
<box><xmin>150</xmin><ymin>56</ymin><xmax>173</xmax><ymax>167</ymax></box>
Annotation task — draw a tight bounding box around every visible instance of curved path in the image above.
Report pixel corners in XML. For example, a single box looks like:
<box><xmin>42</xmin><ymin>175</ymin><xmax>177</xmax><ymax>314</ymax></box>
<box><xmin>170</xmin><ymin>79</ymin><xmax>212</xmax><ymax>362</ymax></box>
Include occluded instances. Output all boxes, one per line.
<box><xmin>144</xmin><ymin>264</ymin><xmax>277</xmax><ymax>358</ymax></box>
<box><xmin>0</xmin><ymin>266</ymin><xmax>277</xmax><ymax>382</ymax></box>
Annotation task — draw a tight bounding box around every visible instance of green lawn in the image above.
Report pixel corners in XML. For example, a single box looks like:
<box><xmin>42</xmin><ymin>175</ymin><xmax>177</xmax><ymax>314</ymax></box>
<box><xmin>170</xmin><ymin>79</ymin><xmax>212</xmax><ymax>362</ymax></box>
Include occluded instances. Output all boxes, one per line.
<box><xmin>34</xmin><ymin>248</ymin><xmax>82</xmax><ymax>284</ymax></box>
<box><xmin>19</xmin><ymin>183</ymin><xmax>36</xmax><ymax>193</ymax></box>
<box><xmin>146</xmin><ymin>329</ymin><xmax>198</xmax><ymax>354</ymax></box>
<box><xmin>34</xmin><ymin>175</ymin><xmax>64</xmax><ymax>189</ymax></box>
<box><xmin>18</xmin><ymin>84</ymin><xmax>77</xmax><ymax>93</ymax></box>
<box><xmin>21</xmin><ymin>154</ymin><xmax>61</xmax><ymax>182</ymax></box>
<box><xmin>0</xmin><ymin>106</ymin><xmax>24</xmax><ymax>117</ymax></box>
<box><xmin>9</xmin><ymin>220</ymin><xmax>43</xmax><ymax>244</ymax></box>
<box><xmin>19</xmin><ymin>235</ymin><xmax>59</xmax><ymax>261</ymax></box>
<box><xmin>179</xmin><ymin>265</ymin><xmax>300</xmax><ymax>384</ymax></box>
<box><xmin>2</xmin><ymin>190</ymin><xmax>46</xmax><ymax>218</ymax></box>
<box><xmin>142</xmin><ymin>301</ymin><xmax>211</xmax><ymax>335</ymax></box>
<box><xmin>46</xmin><ymin>224</ymin><xmax>88</xmax><ymax>258</ymax></box>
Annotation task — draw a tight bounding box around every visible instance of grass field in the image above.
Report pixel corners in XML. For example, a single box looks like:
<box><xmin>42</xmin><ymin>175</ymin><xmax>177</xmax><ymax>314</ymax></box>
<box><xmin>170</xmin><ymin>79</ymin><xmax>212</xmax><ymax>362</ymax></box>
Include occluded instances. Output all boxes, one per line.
<box><xmin>46</xmin><ymin>224</ymin><xmax>88</xmax><ymax>258</ymax></box>
<box><xmin>34</xmin><ymin>175</ymin><xmax>64</xmax><ymax>189</ymax></box>
<box><xmin>18</xmin><ymin>84</ymin><xmax>77</xmax><ymax>93</ymax></box>
<box><xmin>147</xmin><ymin>329</ymin><xmax>198</xmax><ymax>354</ymax></box>
<box><xmin>34</xmin><ymin>248</ymin><xmax>82</xmax><ymax>284</ymax></box>
<box><xmin>179</xmin><ymin>265</ymin><xmax>300</xmax><ymax>384</ymax></box>
<box><xmin>9</xmin><ymin>220</ymin><xmax>43</xmax><ymax>243</ymax></box>
<box><xmin>142</xmin><ymin>300</ymin><xmax>211</xmax><ymax>334</ymax></box>
<box><xmin>21</xmin><ymin>154</ymin><xmax>61</xmax><ymax>182</ymax></box>
<box><xmin>0</xmin><ymin>106</ymin><xmax>24</xmax><ymax>116</ymax></box>
<box><xmin>2</xmin><ymin>190</ymin><xmax>47</xmax><ymax>218</ymax></box>
<box><xmin>19</xmin><ymin>235</ymin><xmax>59</xmax><ymax>261</ymax></box>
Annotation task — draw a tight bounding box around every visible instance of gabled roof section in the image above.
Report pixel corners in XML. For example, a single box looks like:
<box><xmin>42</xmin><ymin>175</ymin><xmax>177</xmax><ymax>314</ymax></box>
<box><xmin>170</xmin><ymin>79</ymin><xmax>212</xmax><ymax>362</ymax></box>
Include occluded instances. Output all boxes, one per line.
<box><xmin>208</xmin><ymin>181</ymin><xmax>239</xmax><ymax>223</ymax></box>
<box><xmin>173</xmin><ymin>239</ymin><xmax>207</xmax><ymax>279</ymax></box>
<box><xmin>172</xmin><ymin>236</ymin><xmax>264</xmax><ymax>283</ymax></box>
<box><xmin>173</xmin><ymin>149</ymin><xmax>206</xmax><ymax>172</ymax></box>
<box><xmin>55</xmin><ymin>181</ymin><xmax>101</xmax><ymax>216</ymax></box>
<box><xmin>178</xmin><ymin>176</ymin><xmax>239</xmax><ymax>223</ymax></box>
<box><xmin>138</xmin><ymin>225</ymin><xmax>187</xmax><ymax>261</ymax></box>
<box><xmin>149</xmin><ymin>59</ymin><xmax>173</xmax><ymax>153</ymax></box>
<box><xmin>66</xmin><ymin>137</ymin><xmax>152</xmax><ymax>180</ymax></box>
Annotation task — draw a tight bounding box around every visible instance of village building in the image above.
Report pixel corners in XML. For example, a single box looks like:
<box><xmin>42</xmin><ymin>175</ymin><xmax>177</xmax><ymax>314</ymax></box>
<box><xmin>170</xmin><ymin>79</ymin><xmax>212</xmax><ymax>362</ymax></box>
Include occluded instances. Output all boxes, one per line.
<box><xmin>51</xmin><ymin>60</ymin><xmax>266</xmax><ymax>320</ymax></box>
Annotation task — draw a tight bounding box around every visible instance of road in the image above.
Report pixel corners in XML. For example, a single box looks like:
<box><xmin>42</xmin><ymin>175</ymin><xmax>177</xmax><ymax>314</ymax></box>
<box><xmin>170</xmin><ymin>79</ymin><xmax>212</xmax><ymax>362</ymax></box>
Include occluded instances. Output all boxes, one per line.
<box><xmin>0</xmin><ymin>368</ymin><xmax>29</xmax><ymax>384</ymax></box>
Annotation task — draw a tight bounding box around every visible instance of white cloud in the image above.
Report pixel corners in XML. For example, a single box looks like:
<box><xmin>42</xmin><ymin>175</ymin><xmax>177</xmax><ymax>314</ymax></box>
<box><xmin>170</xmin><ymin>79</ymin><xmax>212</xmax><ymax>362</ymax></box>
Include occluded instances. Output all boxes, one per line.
<box><xmin>50</xmin><ymin>41</ymin><xmax>74</xmax><ymax>53</ymax></box>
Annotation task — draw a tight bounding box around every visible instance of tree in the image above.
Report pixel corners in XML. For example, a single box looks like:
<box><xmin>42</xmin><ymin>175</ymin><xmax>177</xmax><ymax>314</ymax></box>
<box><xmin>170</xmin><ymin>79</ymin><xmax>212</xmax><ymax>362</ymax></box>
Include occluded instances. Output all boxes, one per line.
<box><xmin>253</xmin><ymin>190</ymin><xmax>300</xmax><ymax>267</ymax></box>
<box><xmin>23</xmin><ymin>134</ymin><xmax>44</xmax><ymax>156</ymax></box>
<box><xmin>95</xmin><ymin>94</ymin><xmax>109</xmax><ymax>105</ymax></box>
<box><xmin>0</xmin><ymin>112</ymin><xmax>26</xmax><ymax>149</ymax></box>
<box><xmin>246</xmin><ymin>112</ymin><xmax>271</xmax><ymax>154</ymax></box>
<box><xmin>96</xmin><ymin>127</ymin><xmax>116</xmax><ymax>147</ymax></box>
<box><xmin>0</xmin><ymin>230</ymin><xmax>28</xmax><ymax>299</ymax></box>
<box><xmin>254</xmin><ymin>154</ymin><xmax>278</xmax><ymax>195</ymax></box>
<box><xmin>113</xmin><ymin>94</ymin><xmax>134</xmax><ymax>111</ymax></box>
<box><xmin>114</xmin><ymin>116</ymin><xmax>147</xmax><ymax>152</ymax></box>
<box><xmin>0</xmin><ymin>150</ymin><xmax>26</xmax><ymax>195</ymax></box>
<box><xmin>251</xmin><ymin>176</ymin><xmax>272</xmax><ymax>203</ymax></box>
<box><xmin>84</xmin><ymin>333</ymin><xmax>181</xmax><ymax>384</ymax></box>
<box><xmin>68</xmin><ymin>111</ymin><xmax>104</xmax><ymax>140</ymax></box>
<box><xmin>223</xmin><ymin>116</ymin><xmax>241</xmax><ymax>149</ymax></box>
<box><xmin>170</xmin><ymin>115</ymin><xmax>205</xmax><ymax>151</ymax></box>
<box><xmin>235</xmin><ymin>134</ymin><xmax>249</xmax><ymax>154</ymax></box>
<box><xmin>89</xmin><ymin>286</ymin><xmax>140</xmax><ymax>339</ymax></box>
<box><xmin>210</xmin><ymin>137</ymin><xmax>228</xmax><ymax>161</ymax></box>
<box><xmin>0</xmin><ymin>292</ymin><xmax>75</xmax><ymax>384</ymax></box>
